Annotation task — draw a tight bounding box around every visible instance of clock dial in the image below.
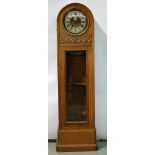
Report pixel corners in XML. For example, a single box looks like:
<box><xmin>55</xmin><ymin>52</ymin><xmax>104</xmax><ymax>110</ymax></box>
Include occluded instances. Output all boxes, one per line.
<box><xmin>64</xmin><ymin>10</ymin><xmax>87</xmax><ymax>34</ymax></box>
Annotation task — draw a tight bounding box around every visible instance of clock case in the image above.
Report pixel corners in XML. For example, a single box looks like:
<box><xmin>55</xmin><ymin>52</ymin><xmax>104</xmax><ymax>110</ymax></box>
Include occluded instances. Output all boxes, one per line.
<box><xmin>57</xmin><ymin>3</ymin><xmax>97</xmax><ymax>152</ymax></box>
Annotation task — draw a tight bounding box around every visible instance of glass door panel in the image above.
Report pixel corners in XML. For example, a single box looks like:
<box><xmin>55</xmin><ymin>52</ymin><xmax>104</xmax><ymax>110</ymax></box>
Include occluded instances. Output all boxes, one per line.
<box><xmin>66</xmin><ymin>51</ymin><xmax>87</xmax><ymax>122</ymax></box>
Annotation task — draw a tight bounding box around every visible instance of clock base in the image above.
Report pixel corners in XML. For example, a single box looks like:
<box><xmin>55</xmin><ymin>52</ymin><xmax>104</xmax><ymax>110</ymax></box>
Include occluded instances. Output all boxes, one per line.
<box><xmin>56</xmin><ymin>128</ymin><xmax>97</xmax><ymax>152</ymax></box>
<box><xmin>56</xmin><ymin>143</ymin><xmax>97</xmax><ymax>152</ymax></box>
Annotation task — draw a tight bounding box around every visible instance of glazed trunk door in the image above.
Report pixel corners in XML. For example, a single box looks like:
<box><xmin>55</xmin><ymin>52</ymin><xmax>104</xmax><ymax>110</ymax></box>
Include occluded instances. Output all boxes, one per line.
<box><xmin>66</xmin><ymin>51</ymin><xmax>87</xmax><ymax>122</ymax></box>
<box><xmin>58</xmin><ymin>47</ymin><xmax>94</xmax><ymax>128</ymax></box>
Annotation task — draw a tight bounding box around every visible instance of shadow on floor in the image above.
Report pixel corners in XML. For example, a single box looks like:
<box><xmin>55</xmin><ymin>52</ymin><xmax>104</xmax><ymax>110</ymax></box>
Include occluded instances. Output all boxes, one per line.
<box><xmin>97</xmin><ymin>141</ymin><xmax>107</xmax><ymax>150</ymax></box>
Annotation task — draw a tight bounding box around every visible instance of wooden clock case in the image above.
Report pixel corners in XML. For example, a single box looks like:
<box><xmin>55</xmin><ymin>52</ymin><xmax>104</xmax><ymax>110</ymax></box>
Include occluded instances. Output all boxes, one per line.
<box><xmin>56</xmin><ymin>3</ymin><xmax>97</xmax><ymax>152</ymax></box>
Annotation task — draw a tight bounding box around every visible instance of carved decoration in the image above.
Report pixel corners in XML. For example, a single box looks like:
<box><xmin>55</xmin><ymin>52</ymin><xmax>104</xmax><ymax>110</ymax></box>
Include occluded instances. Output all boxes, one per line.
<box><xmin>59</xmin><ymin>34</ymin><xmax>92</xmax><ymax>44</ymax></box>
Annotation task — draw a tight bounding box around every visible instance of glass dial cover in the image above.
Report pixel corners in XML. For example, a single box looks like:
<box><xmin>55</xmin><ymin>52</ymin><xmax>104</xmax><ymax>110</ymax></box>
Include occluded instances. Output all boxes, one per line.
<box><xmin>64</xmin><ymin>10</ymin><xmax>87</xmax><ymax>34</ymax></box>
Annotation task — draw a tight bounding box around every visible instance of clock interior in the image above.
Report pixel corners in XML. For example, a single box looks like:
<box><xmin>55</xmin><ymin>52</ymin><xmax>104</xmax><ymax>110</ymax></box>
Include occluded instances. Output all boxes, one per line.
<box><xmin>66</xmin><ymin>51</ymin><xmax>87</xmax><ymax>122</ymax></box>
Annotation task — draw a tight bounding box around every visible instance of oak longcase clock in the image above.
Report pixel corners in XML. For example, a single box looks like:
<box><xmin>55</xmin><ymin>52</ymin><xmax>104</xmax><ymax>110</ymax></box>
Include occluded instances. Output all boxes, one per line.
<box><xmin>57</xmin><ymin>3</ymin><xmax>97</xmax><ymax>152</ymax></box>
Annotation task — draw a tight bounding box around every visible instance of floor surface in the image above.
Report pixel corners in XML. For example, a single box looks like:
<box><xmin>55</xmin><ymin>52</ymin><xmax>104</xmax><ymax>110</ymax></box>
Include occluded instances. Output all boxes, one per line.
<box><xmin>48</xmin><ymin>141</ymin><xmax>107</xmax><ymax>155</ymax></box>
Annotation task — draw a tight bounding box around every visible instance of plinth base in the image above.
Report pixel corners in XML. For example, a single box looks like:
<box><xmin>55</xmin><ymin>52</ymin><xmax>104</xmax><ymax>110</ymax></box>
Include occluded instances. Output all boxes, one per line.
<box><xmin>56</xmin><ymin>128</ymin><xmax>97</xmax><ymax>152</ymax></box>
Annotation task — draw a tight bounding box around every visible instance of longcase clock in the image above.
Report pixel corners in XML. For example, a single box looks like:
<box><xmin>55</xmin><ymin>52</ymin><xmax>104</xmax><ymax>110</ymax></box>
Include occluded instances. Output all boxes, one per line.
<box><xmin>57</xmin><ymin>3</ymin><xmax>97</xmax><ymax>152</ymax></box>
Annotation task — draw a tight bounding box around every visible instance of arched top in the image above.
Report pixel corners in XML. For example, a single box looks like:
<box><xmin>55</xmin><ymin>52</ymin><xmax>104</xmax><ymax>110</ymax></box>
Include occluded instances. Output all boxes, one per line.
<box><xmin>57</xmin><ymin>3</ymin><xmax>94</xmax><ymax>23</ymax></box>
<box><xmin>57</xmin><ymin>3</ymin><xmax>94</xmax><ymax>46</ymax></box>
